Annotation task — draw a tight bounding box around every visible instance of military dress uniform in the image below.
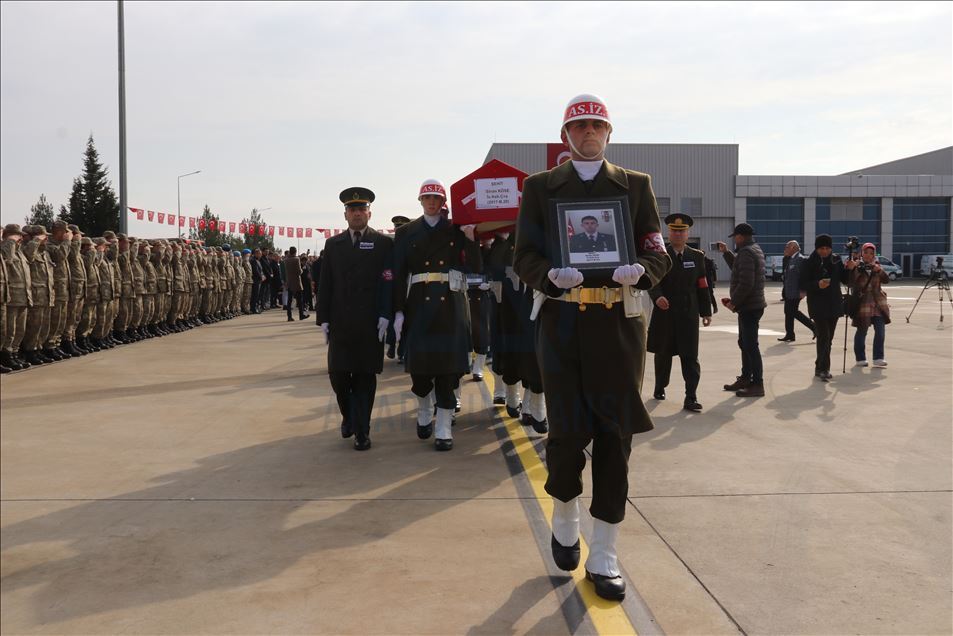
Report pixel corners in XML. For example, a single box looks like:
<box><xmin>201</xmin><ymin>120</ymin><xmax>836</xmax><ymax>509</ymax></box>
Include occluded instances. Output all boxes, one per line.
<box><xmin>21</xmin><ymin>226</ymin><xmax>56</xmax><ymax>363</ymax></box>
<box><xmin>317</xmin><ymin>188</ymin><xmax>394</xmax><ymax>450</ymax></box>
<box><xmin>647</xmin><ymin>214</ymin><xmax>712</xmax><ymax>411</ymax></box>
<box><xmin>63</xmin><ymin>226</ymin><xmax>87</xmax><ymax>355</ymax></box>
<box><xmin>514</xmin><ymin>157</ymin><xmax>670</xmax><ymax>557</ymax></box>
<box><xmin>44</xmin><ymin>223</ymin><xmax>72</xmax><ymax>355</ymax></box>
<box><xmin>394</xmin><ymin>183</ymin><xmax>482</xmax><ymax>450</ymax></box>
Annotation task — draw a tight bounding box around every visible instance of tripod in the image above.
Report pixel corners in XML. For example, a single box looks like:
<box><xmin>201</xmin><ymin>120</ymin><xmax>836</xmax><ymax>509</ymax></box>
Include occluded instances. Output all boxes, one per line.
<box><xmin>905</xmin><ymin>268</ymin><xmax>953</xmax><ymax>326</ymax></box>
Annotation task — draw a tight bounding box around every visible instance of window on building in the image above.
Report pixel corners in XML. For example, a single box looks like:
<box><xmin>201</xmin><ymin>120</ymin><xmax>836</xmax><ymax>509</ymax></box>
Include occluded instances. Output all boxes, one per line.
<box><xmin>892</xmin><ymin>198</ymin><xmax>951</xmax><ymax>272</ymax></box>
<box><xmin>815</xmin><ymin>198</ymin><xmax>881</xmax><ymax>251</ymax></box>
<box><xmin>656</xmin><ymin>198</ymin><xmax>670</xmax><ymax>216</ymax></box>
<box><xmin>679</xmin><ymin>197</ymin><xmax>702</xmax><ymax>216</ymax></box>
<box><xmin>745</xmin><ymin>198</ymin><xmax>803</xmax><ymax>257</ymax></box>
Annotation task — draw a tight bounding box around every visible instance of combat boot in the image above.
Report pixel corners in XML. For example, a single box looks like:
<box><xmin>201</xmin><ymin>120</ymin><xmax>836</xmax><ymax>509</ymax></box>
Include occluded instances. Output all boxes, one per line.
<box><xmin>24</xmin><ymin>350</ymin><xmax>46</xmax><ymax>365</ymax></box>
<box><xmin>43</xmin><ymin>348</ymin><xmax>65</xmax><ymax>361</ymax></box>
<box><xmin>0</xmin><ymin>363</ymin><xmax>10</xmax><ymax>373</ymax></box>
<box><xmin>12</xmin><ymin>353</ymin><xmax>31</xmax><ymax>369</ymax></box>
<box><xmin>723</xmin><ymin>376</ymin><xmax>750</xmax><ymax>391</ymax></box>
<box><xmin>63</xmin><ymin>340</ymin><xmax>85</xmax><ymax>357</ymax></box>
<box><xmin>1</xmin><ymin>350</ymin><xmax>24</xmax><ymax>370</ymax></box>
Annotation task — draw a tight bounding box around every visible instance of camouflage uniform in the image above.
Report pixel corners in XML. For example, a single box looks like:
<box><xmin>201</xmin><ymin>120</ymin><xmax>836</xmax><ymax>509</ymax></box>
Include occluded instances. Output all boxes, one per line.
<box><xmin>129</xmin><ymin>239</ymin><xmax>146</xmax><ymax>334</ymax></box>
<box><xmin>0</xmin><ymin>224</ymin><xmax>33</xmax><ymax>369</ymax></box>
<box><xmin>44</xmin><ymin>222</ymin><xmax>72</xmax><ymax>352</ymax></box>
<box><xmin>21</xmin><ymin>226</ymin><xmax>55</xmax><ymax>361</ymax></box>
<box><xmin>114</xmin><ymin>234</ymin><xmax>136</xmax><ymax>339</ymax></box>
<box><xmin>76</xmin><ymin>237</ymin><xmax>101</xmax><ymax>347</ymax></box>
<box><xmin>63</xmin><ymin>225</ymin><xmax>87</xmax><ymax>352</ymax></box>
<box><xmin>241</xmin><ymin>252</ymin><xmax>253</xmax><ymax>313</ymax></box>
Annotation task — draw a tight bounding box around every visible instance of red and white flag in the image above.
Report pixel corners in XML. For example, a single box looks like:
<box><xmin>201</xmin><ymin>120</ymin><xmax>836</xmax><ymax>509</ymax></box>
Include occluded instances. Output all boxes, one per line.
<box><xmin>323</xmin><ymin>230</ymin><xmax>331</xmax><ymax>238</ymax></box>
<box><xmin>296</xmin><ymin>227</ymin><xmax>303</xmax><ymax>238</ymax></box>
<box><xmin>239</xmin><ymin>223</ymin><xmax>247</xmax><ymax>233</ymax></box>
<box><xmin>248</xmin><ymin>225</ymin><xmax>256</xmax><ymax>236</ymax></box>
<box><xmin>305</xmin><ymin>228</ymin><xmax>312</xmax><ymax>238</ymax></box>
<box><xmin>189</xmin><ymin>217</ymin><xmax>196</xmax><ymax>228</ymax></box>
<box><xmin>131</xmin><ymin>207</ymin><xmax>144</xmax><ymax>220</ymax></box>
<box><xmin>168</xmin><ymin>214</ymin><xmax>176</xmax><ymax>225</ymax></box>
<box><xmin>198</xmin><ymin>219</ymin><xmax>206</xmax><ymax>230</ymax></box>
<box><xmin>259</xmin><ymin>225</ymin><xmax>266</xmax><ymax>235</ymax></box>
<box><xmin>218</xmin><ymin>220</ymin><xmax>226</xmax><ymax>232</ymax></box>
<box><xmin>157</xmin><ymin>212</ymin><xmax>165</xmax><ymax>224</ymax></box>
<box><xmin>179</xmin><ymin>216</ymin><xmax>185</xmax><ymax>227</ymax></box>
<box><xmin>147</xmin><ymin>210</ymin><xmax>155</xmax><ymax>222</ymax></box>
<box><xmin>228</xmin><ymin>222</ymin><xmax>236</xmax><ymax>233</ymax></box>
<box><xmin>268</xmin><ymin>227</ymin><xmax>275</xmax><ymax>236</ymax></box>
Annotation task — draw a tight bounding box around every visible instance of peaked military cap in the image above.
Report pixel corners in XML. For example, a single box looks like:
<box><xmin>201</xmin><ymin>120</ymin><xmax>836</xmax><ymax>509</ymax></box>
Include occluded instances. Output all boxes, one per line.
<box><xmin>340</xmin><ymin>187</ymin><xmax>375</xmax><ymax>207</ymax></box>
<box><xmin>391</xmin><ymin>215</ymin><xmax>411</xmax><ymax>227</ymax></box>
<box><xmin>103</xmin><ymin>231</ymin><xmax>117</xmax><ymax>241</ymax></box>
<box><xmin>67</xmin><ymin>224</ymin><xmax>80</xmax><ymax>233</ymax></box>
<box><xmin>24</xmin><ymin>225</ymin><xmax>47</xmax><ymax>236</ymax></box>
<box><xmin>52</xmin><ymin>220</ymin><xmax>68</xmax><ymax>231</ymax></box>
<box><xmin>664</xmin><ymin>213</ymin><xmax>694</xmax><ymax>230</ymax></box>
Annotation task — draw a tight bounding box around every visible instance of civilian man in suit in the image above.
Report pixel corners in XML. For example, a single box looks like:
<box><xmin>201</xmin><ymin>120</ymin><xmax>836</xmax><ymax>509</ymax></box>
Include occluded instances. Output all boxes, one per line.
<box><xmin>647</xmin><ymin>214</ymin><xmax>712</xmax><ymax>411</ymax></box>
<box><xmin>283</xmin><ymin>246</ymin><xmax>306</xmax><ymax>321</ymax></box>
<box><xmin>250</xmin><ymin>248</ymin><xmax>264</xmax><ymax>313</ymax></box>
<box><xmin>568</xmin><ymin>215</ymin><xmax>617</xmax><ymax>253</ymax></box>
<box><xmin>779</xmin><ymin>240</ymin><xmax>815</xmax><ymax>342</ymax></box>
<box><xmin>317</xmin><ymin>187</ymin><xmax>394</xmax><ymax>450</ymax></box>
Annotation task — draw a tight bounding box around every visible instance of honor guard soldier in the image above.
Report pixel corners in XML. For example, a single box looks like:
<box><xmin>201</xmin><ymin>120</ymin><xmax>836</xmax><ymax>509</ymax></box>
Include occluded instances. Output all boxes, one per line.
<box><xmin>647</xmin><ymin>213</ymin><xmax>712</xmax><ymax>411</ymax></box>
<box><xmin>393</xmin><ymin>179</ymin><xmax>481</xmax><ymax>451</ymax></box>
<box><xmin>317</xmin><ymin>187</ymin><xmax>394</xmax><ymax>451</ymax></box>
<box><xmin>513</xmin><ymin>94</ymin><xmax>671</xmax><ymax>600</ymax></box>
<box><xmin>386</xmin><ymin>215</ymin><xmax>412</xmax><ymax>361</ymax></box>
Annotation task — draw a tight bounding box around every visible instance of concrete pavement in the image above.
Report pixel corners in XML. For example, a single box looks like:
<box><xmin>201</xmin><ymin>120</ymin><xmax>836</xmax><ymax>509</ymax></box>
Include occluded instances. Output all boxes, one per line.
<box><xmin>2</xmin><ymin>282</ymin><xmax>951</xmax><ymax>634</ymax></box>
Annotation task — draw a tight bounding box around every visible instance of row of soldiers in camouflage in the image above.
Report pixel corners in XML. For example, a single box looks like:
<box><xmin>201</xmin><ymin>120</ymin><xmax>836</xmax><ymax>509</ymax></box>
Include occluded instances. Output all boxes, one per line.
<box><xmin>0</xmin><ymin>221</ymin><xmax>259</xmax><ymax>373</ymax></box>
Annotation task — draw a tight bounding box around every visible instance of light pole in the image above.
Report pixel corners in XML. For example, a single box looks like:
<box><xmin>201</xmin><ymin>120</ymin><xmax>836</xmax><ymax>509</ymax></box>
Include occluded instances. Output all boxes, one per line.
<box><xmin>117</xmin><ymin>0</ymin><xmax>127</xmax><ymax>233</ymax></box>
<box><xmin>177</xmin><ymin>170</ymin><xmax>201</xmax><ymax>238</ymax></box>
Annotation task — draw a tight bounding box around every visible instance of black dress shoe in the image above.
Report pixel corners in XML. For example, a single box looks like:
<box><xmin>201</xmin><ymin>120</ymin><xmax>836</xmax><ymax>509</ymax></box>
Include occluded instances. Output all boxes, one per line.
<box><xmin>530</xmin><ymin>416</ymin><xmax>549</xmax><ymax>434</ymax></box>
<box><xmin>472</xmin><ymin>373</ymin><xmax>483</xmax><ymax>382</ymax></box>
<box><xmin>551</xmin><ymin>535</ymin><xmax>580</xmax><ymax>571</ymax></box>
<box><xmin>0</xmin><ymin>364</ymin><xmax>10</xmax><ymax>374</ymax></box>
<box><xmin>683</xmin><ymin>399</ymin><xmax>703</xmax><ymax>412</ymax></box>
<box><xmin>505</xmin><ymin>403</ymin><xmax>521</xmax><ymax>418</ymax></box>
<box><xmin>520</xmin><ymin>413</ymin><xmax>533</xmax><ymax>427</ymax></box>
<box><xmin>653</xmin><ymin>389</ymin><xmax>666</xmax><ymax>400</ymax></box>
<box><xmin>778</xmin><ymin>335</ymin><xmax>795</xmax><ymax>342</ymax></box>
<box><xmin>417</xmin><ymin>422</ymin><xmax>433</xmax><ymax>440</ymax></box>
<box><xmin>435</xmin><ymin>438</ymin><xmax>453</xmax><ymax>451</ymax></box>
<box><xmin>287</xmin><ymin>316</ymin><xmax>295</xmax><ymax>322</ymax></box>
<box><xmin>493</xmin><ymin>396</ymin><xmax>505</xmax><ymax>405</ymax></box>
<box><xmin>353</xmin><ymin>435</ymin><xmax>371</xmax><ymax>451</ymax></box>
<box><xmin>386</xmin><ymin>345</ymin><xmax>396</xmax><ymax>359</ymax></box>
<box><xmin>585</xmin><ymin>570</ymin><xmax>626</xmax><ymax>601</ymax></box>
<box><xmin>341</xmin><ymin>419</ymin><xmax>353</xmax><ymax>439</ymax></box>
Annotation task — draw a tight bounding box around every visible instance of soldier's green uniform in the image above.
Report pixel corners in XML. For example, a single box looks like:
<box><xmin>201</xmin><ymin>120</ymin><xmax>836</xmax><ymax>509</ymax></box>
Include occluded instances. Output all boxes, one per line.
<box><xmin>21</xmin><ymin>226</ymin><xmax>56</xmax><ymax>363</ymax></box>
<box><xmin>241</xmin><ymin>251</ymin><xmax>254</xmax><ymax>313</ymax></box>
<box><xmin>63</xmin><ymin>225</ymin><xmax>87</xmax><ymax>354</ymax></box>
<box><xmin>44</xmin><ymin>221</ymin><xmax>72</xmax><ymax>354</ymax></box>
<box><xmin>76</xmin><ymin>237</ymin><xmax>101</xmax><ymax>348</ymax></box>
<box><xmin>138</xmin><ymin>242</ymin><xmax>158</xmax><ymax>334</ymax></box>
<box><xmin>129</xmin><ymin>238</ymin><xmax>147</xmax><ymax>335</ymax></box>
<box><xmin>114</xmin><ymin>233</ymin><xmax>136</xmax><ymax>340</ymax></box>
<box><xmin>0</xmin><ymin>224</ymin><xmax>33</xmax><ymax>370</ymax></box>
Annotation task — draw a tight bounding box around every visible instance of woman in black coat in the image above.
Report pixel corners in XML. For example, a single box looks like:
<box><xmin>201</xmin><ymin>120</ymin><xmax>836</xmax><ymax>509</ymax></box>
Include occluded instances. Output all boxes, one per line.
<box><xmin>799</xmin><ymin>234</ymin><xmax>848</xmax><ymax>381</ymax></box>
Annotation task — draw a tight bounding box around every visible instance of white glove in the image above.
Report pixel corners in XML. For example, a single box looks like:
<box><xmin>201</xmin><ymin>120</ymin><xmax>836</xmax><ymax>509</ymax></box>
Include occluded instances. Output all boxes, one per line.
<box><xmin>393</xmin><ymin>311</ymin><xmax>404</xmax><ymax>343</ymax></box>
<box><xmin>612</xmin><ymin>263</ymin><xmax>645</xmax><ymax>286</ymax></box>
<box><xmin>377</xmin><ymin>317</ymin><xmax>389</xmax><ymax>343</ymax></box>
<box><xmin>320</xmin><ymin>322</ymin><xmax>329</xmax><ymax>345</ymax></box>
<box><xmin>478</xmin><ymin>282</ymin><xmax>491</xmax><ymax>291</ymax></box>
<box><xmin>548</xmin><ymin>267</ymin><xmax>584</xmax><ymax>289</ymax></box>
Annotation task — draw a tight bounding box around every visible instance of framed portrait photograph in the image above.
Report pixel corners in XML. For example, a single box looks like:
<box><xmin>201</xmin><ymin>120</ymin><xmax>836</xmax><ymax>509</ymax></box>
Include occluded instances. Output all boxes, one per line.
<box><xmin>548</xmin><ymin>197</ymin><xmax>634</xmax><ymax>276</ymax></box>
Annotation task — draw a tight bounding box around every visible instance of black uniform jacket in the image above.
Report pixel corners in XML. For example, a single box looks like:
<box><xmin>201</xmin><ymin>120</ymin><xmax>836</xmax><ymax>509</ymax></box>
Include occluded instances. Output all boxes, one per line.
<box><xmin>647</xmin><ymin>245</ymin><xmax>712</xmax><ymax>358</ymax></box>
<box><xmin>513</xmin><ymin>159</ymin><xmax>672</xmax><ymax>437</ymax></box>
<box><xmin>317</xmin><ymin>227</ymin><xmax>394</xmax><ymax>374</ymax></box>
<box><xmin>393</xmin><ymin>215</ymin><xmax>482</xmax><ymax>376</ymax></box>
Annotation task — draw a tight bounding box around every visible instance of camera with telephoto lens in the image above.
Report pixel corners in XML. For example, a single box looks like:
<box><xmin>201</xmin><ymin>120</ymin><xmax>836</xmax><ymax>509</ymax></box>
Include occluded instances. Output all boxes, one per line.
<box><xmin>844</xmin><ymin>236</ymin><xmax>860</xmax><ymax>253</ymax></box>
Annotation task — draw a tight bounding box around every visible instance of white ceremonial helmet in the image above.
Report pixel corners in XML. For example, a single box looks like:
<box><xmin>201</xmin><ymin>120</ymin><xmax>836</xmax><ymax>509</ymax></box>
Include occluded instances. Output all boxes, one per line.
<box><xmin>562</xmin><ymin>93</ymin><xmax>612</xmax><ymax>132</ymax></box>
<box><xmin>418</xmin><ymin>179</ymin><xmax>448</xmax><ymax>200</ymax></box>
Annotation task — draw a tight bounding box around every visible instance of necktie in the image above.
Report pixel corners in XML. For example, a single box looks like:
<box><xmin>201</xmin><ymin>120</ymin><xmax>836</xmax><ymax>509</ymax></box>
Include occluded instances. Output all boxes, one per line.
<box><xmin>353</xmin><ymin>231</ymin><xmax>361</xmax><ymax>247</ymax></box>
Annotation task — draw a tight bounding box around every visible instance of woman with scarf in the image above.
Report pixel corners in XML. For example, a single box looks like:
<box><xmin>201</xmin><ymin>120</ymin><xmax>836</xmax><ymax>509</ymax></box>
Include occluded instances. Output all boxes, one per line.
<box><xmin>845</xmin><ymin>242</ymin><xmax>890</xmax><ymax>367</ymax></box>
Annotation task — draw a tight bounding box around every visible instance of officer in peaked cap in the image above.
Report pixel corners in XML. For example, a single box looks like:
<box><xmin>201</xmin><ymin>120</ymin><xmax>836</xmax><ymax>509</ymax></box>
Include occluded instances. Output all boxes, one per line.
<box><xmin>317</xmin><ymin>186</ymin><xmax>394</xmax><ymax>451</ymax></box>
<box><xmin>391</xmin><ymin>215</ymin><xmax>410</xmax><ymax>229</ymax></box>
<box><xmin>341</xmin><ymin>187</ymin><xmax>376</xmax><ymax>207</ymax></box>
<box><xmin>647</xmin><ymin>213</ymin><xmax>712</xmax><ymax>412</ymax></box>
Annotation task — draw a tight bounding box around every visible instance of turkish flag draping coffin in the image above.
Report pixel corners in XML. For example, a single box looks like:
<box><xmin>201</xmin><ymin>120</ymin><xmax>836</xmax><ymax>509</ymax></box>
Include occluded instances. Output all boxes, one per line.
<box><xmin>449</xmin><ymin>159</ymin><xmax>527</xmax><ymax>237</ymax></box>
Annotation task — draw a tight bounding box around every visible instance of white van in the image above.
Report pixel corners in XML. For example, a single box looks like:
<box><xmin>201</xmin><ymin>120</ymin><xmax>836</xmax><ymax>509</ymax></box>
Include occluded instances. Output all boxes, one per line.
<box><xmin>918</xmin><ymin>255</ymin><xmax>953</xmax><ymax>277</ymax></box>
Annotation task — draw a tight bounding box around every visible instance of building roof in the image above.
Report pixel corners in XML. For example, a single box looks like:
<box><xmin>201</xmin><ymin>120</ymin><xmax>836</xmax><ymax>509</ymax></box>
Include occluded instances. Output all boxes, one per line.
<box><xmin>842</xmin><ymin>147</ymin><xmax>952</xmax><ymax>176</ymax></box>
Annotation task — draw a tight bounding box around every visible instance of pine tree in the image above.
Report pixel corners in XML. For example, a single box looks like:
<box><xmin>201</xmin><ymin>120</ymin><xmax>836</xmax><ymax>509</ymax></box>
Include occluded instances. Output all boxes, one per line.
<box><xmin>240</xmin><ymin>208</ymin><xmax>276</xmax><ymax>251</ymax></box>
<box><xmin>59</xmin><ymin>135</ymin><xmax>120</xmax><ymax>235</ymax></box>
<box><xmin>25</xmin><ymin>194</ymin><xmax>56</xmax><ymax>229</ymax></box>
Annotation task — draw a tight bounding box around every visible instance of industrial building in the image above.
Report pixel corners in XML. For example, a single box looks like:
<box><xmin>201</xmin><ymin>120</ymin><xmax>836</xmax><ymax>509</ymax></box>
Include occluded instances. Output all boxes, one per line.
<box><xmin>484</xmin><ymin>144</ymin><xmax>953</xmax><ymax>276</ymax></box>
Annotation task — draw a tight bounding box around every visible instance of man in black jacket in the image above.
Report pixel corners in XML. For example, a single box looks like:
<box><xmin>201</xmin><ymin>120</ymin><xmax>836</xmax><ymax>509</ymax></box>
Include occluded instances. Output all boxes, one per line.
<box><xmin>317</xmin><ymin>187</ymin><xmax>393</xmax><ymax>450</ymax></box>
<box><xmin>250</xmin><ymin>249</ymin><xmax>264</xmax><ymax>313</ymax></box>
<box><xmin>716</xmin><ymin>223</ymin><xmax>767</xmax><ymax>397</ymax></box>
<box><xmin>648</xmin><ymin>214</ymin><xmax>712</xmax><ymax>411</ymax></box>
<box><xmin>800</xmin><ymin>234</ymin><xmax>848</xmax><ymax>381</ymax></box>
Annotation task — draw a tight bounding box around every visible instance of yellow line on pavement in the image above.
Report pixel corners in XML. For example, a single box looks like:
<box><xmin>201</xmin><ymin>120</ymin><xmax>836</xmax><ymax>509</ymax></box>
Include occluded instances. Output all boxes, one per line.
<box><xmin>484</xmin><ymin>374</ymin><xmax>637</xmax><ymax>636</ymax></box>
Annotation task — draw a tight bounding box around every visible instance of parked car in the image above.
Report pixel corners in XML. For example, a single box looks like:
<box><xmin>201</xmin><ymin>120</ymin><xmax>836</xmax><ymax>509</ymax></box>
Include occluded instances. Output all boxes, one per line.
<box><xmin>766</xmin><ymin>255</ymin><xmax>785</xmax><ymax>281</ymax></box>
<box><xmin>877</xmin><ymin>256</ymin><xmax>902</xmax><ymax>281</ymax></box>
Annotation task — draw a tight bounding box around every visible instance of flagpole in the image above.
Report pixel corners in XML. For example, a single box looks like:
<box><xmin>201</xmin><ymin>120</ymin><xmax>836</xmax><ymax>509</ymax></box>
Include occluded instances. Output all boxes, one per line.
<box><xmin>117</xmin><ymin>0</ymin><xmax>128</xmax><ymax>234</ymax></box>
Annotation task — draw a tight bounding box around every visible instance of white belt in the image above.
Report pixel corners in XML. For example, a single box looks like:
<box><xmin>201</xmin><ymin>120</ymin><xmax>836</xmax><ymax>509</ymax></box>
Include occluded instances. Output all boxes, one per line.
<box><xmin>408</xmin><ymin>270</ymin><xmax>466</xmax><ymax>295</ymax></box>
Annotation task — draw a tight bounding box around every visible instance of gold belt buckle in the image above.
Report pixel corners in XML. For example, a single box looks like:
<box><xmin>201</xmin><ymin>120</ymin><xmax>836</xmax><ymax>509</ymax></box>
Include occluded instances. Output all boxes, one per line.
<box><xmin>602</xmin><ymin>286</ymin><xmax>615</xmax><ymax>309</ymax></box>
<box><xmin>568</xmin><ymin>287</ymin><xmax>586</xmax><ymax>311</ymax></box>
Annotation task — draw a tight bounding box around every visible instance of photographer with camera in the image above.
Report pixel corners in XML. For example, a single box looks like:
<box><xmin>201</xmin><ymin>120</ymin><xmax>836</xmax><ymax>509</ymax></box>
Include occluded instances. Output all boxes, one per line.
<box><xmin>845</xmin><ymin>242</ymin><xmax>890</xmax><ymax>367</ymax></box>
<box><xmin>800</xmin><ymin>234</ymin><xmax>848</xmax><ymax>381</ymax></box>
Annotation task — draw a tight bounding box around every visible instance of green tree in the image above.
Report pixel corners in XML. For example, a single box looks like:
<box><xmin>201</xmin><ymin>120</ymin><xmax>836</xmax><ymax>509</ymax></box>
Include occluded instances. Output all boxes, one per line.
<box><xmin>25</xmin><ymin>193</ymin><xmax>56</xmax><ymax>229</ymax></box>
<box><xmin>240</xmin><ymin>208</ymin><xmax>276</xmax><ymax>252</ymax></box>
<box><xmin>59</xmin><ymin>135</ymin><xmax>120</xmax><ymax>235</ymax></box>
<box><xmin>189</xmin><ymin>204</ymin><xmax>224</xmax><ymax>246</ymax></box>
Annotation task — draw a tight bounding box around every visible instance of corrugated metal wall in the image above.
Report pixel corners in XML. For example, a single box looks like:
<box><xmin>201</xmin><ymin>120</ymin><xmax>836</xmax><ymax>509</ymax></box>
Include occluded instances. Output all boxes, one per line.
<box><xmin>485</xmin><ymin>142</ymin><xmax>739</xmax><ymax>253</ymax></box>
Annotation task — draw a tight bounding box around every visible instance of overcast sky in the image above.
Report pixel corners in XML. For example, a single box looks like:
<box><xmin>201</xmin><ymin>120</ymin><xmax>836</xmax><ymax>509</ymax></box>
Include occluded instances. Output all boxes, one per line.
<box><xmin>1</xmin><ymin>1</ymin><xmax>950</xmax><ymax>248</ymax></box>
